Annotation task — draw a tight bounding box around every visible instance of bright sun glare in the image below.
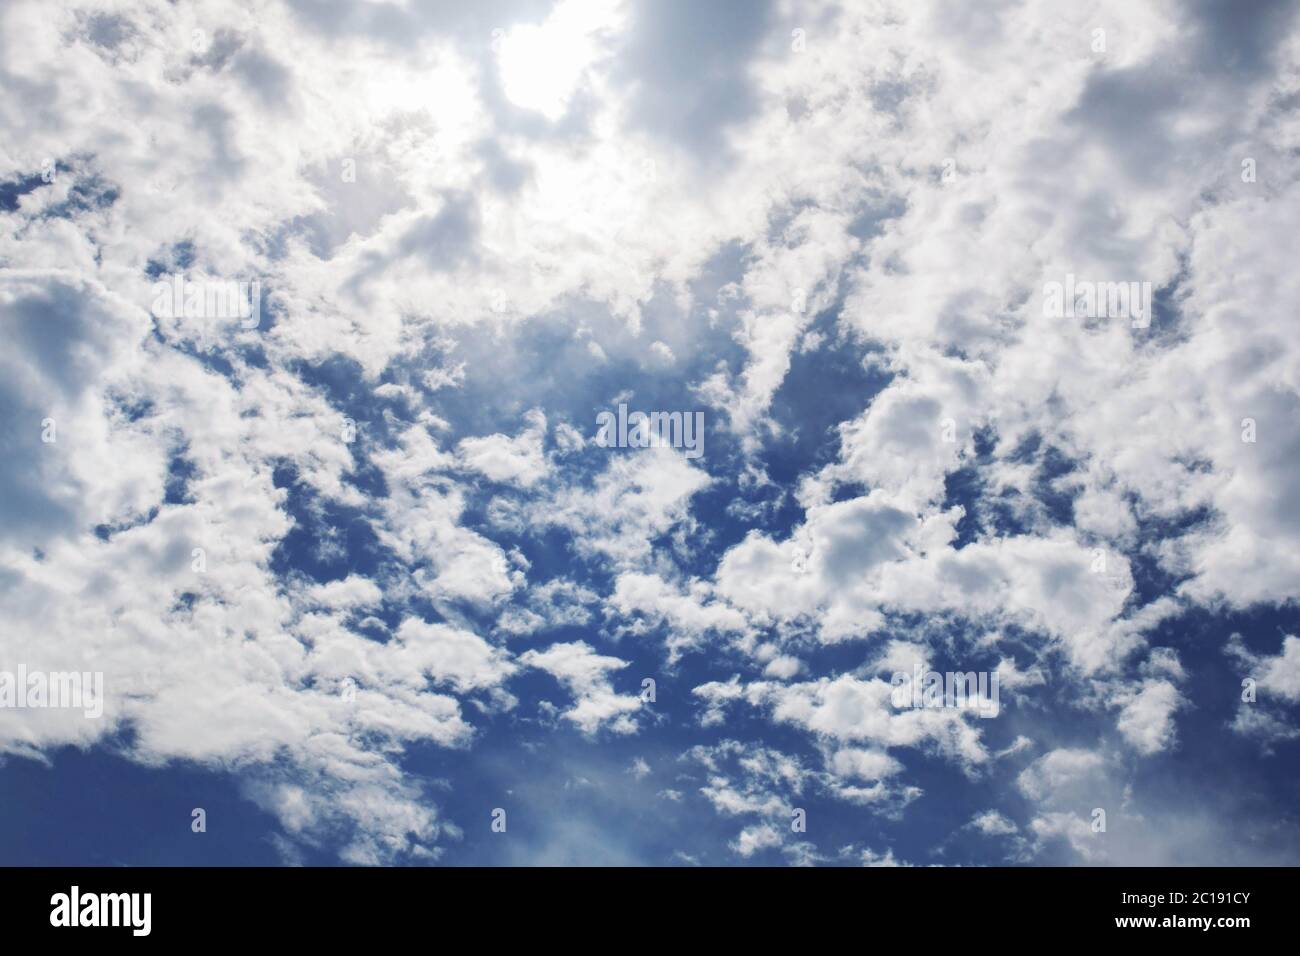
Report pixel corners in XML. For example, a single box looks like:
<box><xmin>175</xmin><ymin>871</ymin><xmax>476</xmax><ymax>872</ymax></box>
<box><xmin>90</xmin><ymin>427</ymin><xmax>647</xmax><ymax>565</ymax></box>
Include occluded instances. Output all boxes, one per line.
<box><xmin>496</xmin><ymin>0</ymin><xmax>613</xmax><ymax>120</ymax></box>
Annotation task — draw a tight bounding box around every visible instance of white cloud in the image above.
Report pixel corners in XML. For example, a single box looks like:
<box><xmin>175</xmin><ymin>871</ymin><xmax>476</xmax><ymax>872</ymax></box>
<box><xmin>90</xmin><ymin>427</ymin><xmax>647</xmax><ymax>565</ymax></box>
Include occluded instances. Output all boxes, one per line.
<box><xmin>970</xmin><ymin>810</ymin><xmax>1018</xmax><ymax>836</ymax></box>
<box><xmin>456</xmin><ymin>408</ymin><xmax>549</xmax><ymax>488</ymax></box>
<box><xmin>1114</xmin><ymin>678</ymin><xmax>1182</xmax><ymax>755</ymax></box>
<box><xmin>520</xmin><ymin>640</ymin><xmax>642</xmax><ymax>734</ymax></box>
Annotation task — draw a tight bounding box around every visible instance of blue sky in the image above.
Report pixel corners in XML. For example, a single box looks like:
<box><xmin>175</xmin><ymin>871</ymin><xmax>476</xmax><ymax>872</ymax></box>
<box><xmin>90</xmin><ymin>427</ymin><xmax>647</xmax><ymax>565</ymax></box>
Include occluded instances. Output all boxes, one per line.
<box><xmin>1</xmin><ymin>0</ymin><xmax>1299</xmax><ymax>866</ymax></box>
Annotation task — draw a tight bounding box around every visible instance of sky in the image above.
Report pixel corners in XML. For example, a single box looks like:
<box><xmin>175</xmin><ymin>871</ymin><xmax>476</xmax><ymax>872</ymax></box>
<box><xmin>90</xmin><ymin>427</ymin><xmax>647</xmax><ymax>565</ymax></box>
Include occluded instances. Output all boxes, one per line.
<box><xmin>1</xmin><ymin>0</ymin><xmax>1299</xmax><ymax>867</ymax></box>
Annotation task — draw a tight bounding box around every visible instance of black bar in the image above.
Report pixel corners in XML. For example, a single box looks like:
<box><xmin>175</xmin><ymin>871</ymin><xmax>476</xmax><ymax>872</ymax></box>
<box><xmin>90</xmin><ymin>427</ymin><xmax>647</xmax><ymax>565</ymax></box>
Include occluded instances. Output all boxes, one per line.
<box><xmin>0</xmin><ymin>866</ymin><xmax>1286</xmax><ymax>941</ymax></box>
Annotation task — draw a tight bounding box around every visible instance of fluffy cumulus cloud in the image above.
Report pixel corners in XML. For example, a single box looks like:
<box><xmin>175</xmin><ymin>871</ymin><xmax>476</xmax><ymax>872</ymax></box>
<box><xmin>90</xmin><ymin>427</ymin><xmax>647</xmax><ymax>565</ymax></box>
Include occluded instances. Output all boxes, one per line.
<box><xmin>0</xmin><ymin>0</ymin><xmax>1298</xmax><ymax>865</ymax></box>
